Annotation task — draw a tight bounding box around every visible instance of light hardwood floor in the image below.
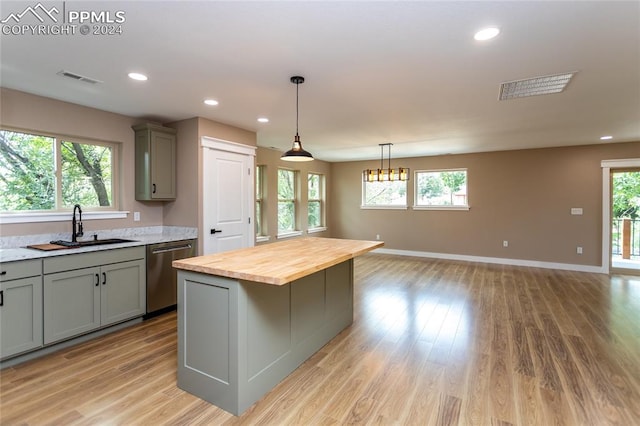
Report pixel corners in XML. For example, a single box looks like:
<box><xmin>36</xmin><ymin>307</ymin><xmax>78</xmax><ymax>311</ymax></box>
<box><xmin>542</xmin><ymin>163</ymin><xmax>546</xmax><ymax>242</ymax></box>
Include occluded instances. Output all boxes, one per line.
<box><xmin>1</xmin><ymin>254</ymin><xmax>639</xmax><ymax>425</ymax></box>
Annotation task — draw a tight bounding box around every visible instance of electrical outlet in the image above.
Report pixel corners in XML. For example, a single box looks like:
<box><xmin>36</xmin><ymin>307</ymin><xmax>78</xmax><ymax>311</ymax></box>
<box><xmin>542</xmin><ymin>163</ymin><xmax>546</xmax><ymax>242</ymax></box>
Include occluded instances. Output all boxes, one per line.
<box><xmin>134</xmin><ymin>211</ymin><xmax>140</xmax><ymax>222</ymax></box>
<box><xmin>503</xmin><ymin>240</ymin><xmax>509</xmax><ymax>247</ymax></box>
<box><xmin>577</xmin><ymin>246</ymin><xmax>583</xmax><ymax>254</ymax></box>
<box><xmin>376</xmin><ymin>234</ymin><xmax>381</xmax><ymax>241</ymax></box>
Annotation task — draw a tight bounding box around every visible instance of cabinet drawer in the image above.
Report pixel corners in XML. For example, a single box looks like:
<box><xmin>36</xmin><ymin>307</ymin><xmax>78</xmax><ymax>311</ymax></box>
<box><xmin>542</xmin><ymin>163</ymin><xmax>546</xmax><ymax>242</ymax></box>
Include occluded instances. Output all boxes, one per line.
<box><xmin>0</xmin><ymin>259</ymin><xmax>42</xmax><ymax>282</ymax></box>
<box><xmin>44</xmin><ymin>246</ymin><xmax>145</xmax><ymax>275</ymax></box>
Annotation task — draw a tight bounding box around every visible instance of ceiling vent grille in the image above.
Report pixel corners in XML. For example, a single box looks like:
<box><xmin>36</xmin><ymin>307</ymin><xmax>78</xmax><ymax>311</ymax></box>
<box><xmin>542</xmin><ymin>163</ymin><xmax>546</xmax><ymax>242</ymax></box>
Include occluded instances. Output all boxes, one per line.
<box><xmin>499</xmin><ymin>71</ymin><xmax>576</xmax><ymax>100</ymax></box>
<box><xmin>57</xmin><ymin>70</ymin><xmax>103</xmax><ymax>85</ymax></box>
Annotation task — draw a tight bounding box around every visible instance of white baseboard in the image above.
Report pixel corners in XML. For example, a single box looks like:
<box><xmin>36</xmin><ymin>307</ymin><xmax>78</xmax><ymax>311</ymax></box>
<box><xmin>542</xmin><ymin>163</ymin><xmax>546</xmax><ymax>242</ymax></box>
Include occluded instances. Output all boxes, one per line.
<box><xmin>372</xmin><ymin>248</ymin><xmax>607</xmax><ymax>274</ymax></box>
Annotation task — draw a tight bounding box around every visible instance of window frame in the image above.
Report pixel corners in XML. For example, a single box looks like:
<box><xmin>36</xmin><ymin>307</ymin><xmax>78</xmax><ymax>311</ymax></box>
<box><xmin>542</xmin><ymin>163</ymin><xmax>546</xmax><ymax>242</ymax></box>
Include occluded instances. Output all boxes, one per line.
<box><xmin>277</xmin><ymin>168</ymin><xmax>301</xmax><ymax>238</ymax></box>
<box><xmin>307</xmin><ymin>172</ymin><xmax>327</xmax><ymax>232</ymax></box>
<box><xmin>413</xmin><ymin>168</ymin><xmax>470</xmax><ymax>211</ymax></box>
<box><xmin>255</xmin><ymin>165</ymin><xmax>269</xmax><ymax>241</ymax></box>
<box><xmin>361</xmin><ymin>180</ymin><xmax>409</xmax><ymax>210</ymax></box>
<box><xmin>0</xmin><ymin>127</ymin><xmax>126</xmax><ymax>224</ymax></box>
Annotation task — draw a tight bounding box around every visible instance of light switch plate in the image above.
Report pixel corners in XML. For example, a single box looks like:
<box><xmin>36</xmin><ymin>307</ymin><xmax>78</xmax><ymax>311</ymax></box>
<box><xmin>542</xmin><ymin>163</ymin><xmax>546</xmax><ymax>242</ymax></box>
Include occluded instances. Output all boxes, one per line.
<box><xmin>134</xmin><ymin>211</ymin><xmax>140</xmax><ymax>221</ymax></box>
<box><xmin>571</xmin><ymin>208</ymin><xmax>583</xmax><ymax>215</ymax></box>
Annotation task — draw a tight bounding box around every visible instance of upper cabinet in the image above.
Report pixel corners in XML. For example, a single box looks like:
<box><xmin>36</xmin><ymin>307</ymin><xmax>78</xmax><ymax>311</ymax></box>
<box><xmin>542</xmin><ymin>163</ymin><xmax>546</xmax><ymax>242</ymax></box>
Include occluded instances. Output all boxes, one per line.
<box><xmin>133</xmin><ymin>123</ymin><xmax>177</xmax><ymax>200</ymax></box>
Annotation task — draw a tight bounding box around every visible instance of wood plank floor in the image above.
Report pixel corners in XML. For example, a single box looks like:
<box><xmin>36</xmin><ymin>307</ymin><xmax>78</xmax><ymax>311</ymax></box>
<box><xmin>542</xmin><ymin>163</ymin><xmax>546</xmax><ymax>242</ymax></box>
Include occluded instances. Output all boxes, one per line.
<box><xmin>2</xmin><ymin>254</ymin><xmax>640</xmax><ymax>425</ymax></box>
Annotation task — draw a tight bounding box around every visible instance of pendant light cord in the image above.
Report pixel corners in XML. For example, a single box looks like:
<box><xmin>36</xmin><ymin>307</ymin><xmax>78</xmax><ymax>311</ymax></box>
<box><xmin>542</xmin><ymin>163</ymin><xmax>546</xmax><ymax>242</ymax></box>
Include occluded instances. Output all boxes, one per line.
<box><xmin>296</xmin><ymin>81</ymin><xmax>300</xmax><ymax>136</ymax></box>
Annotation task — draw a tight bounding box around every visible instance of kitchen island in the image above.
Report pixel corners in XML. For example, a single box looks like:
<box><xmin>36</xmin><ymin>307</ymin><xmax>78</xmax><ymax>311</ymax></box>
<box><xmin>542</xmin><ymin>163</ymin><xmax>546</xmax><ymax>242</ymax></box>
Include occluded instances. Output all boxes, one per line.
<box><xmin>172</xmin><ymin>237</ymin><xmax>383</xmax><ymax>415</ymax></box>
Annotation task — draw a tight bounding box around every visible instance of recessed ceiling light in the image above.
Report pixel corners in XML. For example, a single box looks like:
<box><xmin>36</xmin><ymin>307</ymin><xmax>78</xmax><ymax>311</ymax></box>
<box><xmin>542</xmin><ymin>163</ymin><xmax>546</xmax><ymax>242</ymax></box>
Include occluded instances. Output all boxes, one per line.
<box><xmin>474</xmin><ymin>27</ymin><xmax>500</xmax><ymax>41</ymax></box>
<box><xmin>257</xmin><ymin>117</ymin><xmax>269</xmax><ymax>123</ymax></box>
<box><xmin>128</xmin><ymin>72</ymin><xmax>148</xmax><ymax>81</ymax></box>
<box><xmin>600</xmin><ymin>135</ymin><xmax>613</xmax><ymax>140</ymax></box>
<box><xmin>204</xmin><ymin>99</ymin><xmax>219</xmax><ymax>106</ymax></box>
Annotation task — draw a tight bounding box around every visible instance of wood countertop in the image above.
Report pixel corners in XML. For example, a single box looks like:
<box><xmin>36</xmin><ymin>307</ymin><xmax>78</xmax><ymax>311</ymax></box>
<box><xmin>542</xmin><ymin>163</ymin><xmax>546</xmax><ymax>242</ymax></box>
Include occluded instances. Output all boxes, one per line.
<box><xmin>172</xmin><ymin>237</ymin><xmax>383</xmax><ymax>285</ymax></box>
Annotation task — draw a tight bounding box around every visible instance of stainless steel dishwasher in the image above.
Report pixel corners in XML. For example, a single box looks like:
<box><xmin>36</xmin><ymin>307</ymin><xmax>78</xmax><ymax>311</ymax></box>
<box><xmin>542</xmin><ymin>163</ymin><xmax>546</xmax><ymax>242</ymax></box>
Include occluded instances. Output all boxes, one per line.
<box><xmin>145</xmin><ymin>239</ymin><xmax>196</xmax><ymax>317</ymax></box>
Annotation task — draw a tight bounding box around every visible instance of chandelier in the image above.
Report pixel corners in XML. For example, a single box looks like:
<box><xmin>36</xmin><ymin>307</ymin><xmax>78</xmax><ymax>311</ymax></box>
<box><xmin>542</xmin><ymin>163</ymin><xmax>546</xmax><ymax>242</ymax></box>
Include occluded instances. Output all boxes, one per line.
<box><xmin>363</xmin><ymin>143</ymin><xmax>409</xmax><ymax>182</ymax></box>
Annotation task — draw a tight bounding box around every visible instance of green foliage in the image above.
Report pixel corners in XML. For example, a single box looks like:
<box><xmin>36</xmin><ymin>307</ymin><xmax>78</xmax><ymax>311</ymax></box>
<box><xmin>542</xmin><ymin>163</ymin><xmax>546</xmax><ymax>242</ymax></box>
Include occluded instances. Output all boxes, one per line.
<box><xmin>0</xmin><ymin>130</ymin><xmax>56</xmax><ymax>211</ymax></box>
<box><xmin>308</xmin><ymin>201</ymin><xmax>321</xmax><ymax>228</ymax></box>
<box><xmin>442</xmin><ymin>171</ymin><xmax>466</xmax><ymax>204</ymax></box>
<box><xmin>613</xmin><ymin>171</ymin><xmax>640</xmax><ymax>219</ymax></box>
<box><xmin>418</xmin><ymin>174</ymin><xmax>443</xmax><ymax>199</ymax></box>
<box><xmin>278</xmin><ymin>169</ymin><xmax>296</xmax><ymax>231</ymax></box>
<box><xmin>416</xmin><ymin>170</ymin><xmax>467</xmax><ymax>206</ymax></box>
<box><xmin>364</xmin><ymin>181</ymin><xmax>407</xmax><ymax>205</ymax></box>
<box><xmin>308</xmin><ymin>174</ymin><xmax>322</xmax><ymax>228</ymax></box>
<box><xmin>61</xmin><ymin>141</ymin><xmax>112</xmax><ymax>207</ymax></box>
<box><xmin>0</xmin><ymin>130</ymin><xmax>113</xmax><ymax>212</ymax></box>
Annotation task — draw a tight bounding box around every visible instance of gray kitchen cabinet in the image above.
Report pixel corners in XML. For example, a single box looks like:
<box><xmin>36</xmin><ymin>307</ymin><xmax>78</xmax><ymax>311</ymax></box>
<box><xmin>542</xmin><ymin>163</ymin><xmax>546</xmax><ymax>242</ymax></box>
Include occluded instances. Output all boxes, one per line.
<box><xmin>43</xmin><ymin>247</ymin><xmax>146</xmax><ymax>345</ymax></box>
<box><xmin>0</xmin><ymin>259</ymin><xmax>43</xmax><ymax>359</ymax></box>
<box><xmin>133</xmin><ymin>123</ymin><xmax>177</xmax><ymax>200</ymax></box>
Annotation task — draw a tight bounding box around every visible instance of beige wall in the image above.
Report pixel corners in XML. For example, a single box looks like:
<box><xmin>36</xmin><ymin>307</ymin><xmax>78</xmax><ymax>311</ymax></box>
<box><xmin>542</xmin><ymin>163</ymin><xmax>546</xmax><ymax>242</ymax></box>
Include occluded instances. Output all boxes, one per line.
<box><xmin>0</xmin><ymin>88</ymin><xmax>164</xmax><ymax>236</ymax></box>
<box><xmin>331</xmin><ymin>141</ymin><xmax>640</xmax><ymax>267</ymax></box>
<box><xmin>256</xmin><ymin>147</ymin><xmax>332</xmax><ymax>243</ymax></box>
<box><xmin>163</xmin><ymin>117</ymin><xmax>199</xmax><ymax>228</ymax></box>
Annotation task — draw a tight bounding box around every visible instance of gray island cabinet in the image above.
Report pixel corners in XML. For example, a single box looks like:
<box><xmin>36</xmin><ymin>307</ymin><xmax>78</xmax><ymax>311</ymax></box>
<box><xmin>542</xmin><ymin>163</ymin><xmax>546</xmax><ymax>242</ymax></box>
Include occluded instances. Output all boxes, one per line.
<box><xmin>172</xmin><ymin>237</ymin><xmax>383</xmax><ymax>416</ymax></box>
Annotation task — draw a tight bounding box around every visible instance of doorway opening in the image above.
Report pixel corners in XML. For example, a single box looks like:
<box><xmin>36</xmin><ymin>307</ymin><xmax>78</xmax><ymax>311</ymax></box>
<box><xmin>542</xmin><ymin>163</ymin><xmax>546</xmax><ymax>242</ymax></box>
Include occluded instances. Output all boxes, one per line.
<box><xmin>611</xmin><ymin>169</ymin><xmax>640</xmax><ymax>273</ymax></box>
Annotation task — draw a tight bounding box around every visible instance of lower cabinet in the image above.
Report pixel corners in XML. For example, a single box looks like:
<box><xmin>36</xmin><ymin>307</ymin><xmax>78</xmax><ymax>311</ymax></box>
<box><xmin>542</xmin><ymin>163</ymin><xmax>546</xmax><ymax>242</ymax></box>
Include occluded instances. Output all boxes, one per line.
<box><xmin>0</xmin><ymin>260</ymin><xmax>43</xmax><ymax>359</ymax></box>
<box><xmin>43</xmin><ymin>247</ymin><xmax>146</xmax><ymax>345</ymax></box>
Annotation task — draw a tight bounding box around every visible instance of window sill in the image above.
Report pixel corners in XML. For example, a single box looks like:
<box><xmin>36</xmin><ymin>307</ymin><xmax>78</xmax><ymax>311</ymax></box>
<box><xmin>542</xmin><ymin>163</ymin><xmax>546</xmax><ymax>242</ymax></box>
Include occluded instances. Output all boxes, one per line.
<box><xmin>256</xmin><ymin>235</ymin><xmax>271</xmax><ymax>243</ymax></box>
<box><xmin>307</xmin><ymin>227</ymin><xmax>327</xmax><ymax>234</ymax></box>
<box><xmin>360</xmin><ymin>205</ymin><xmax>408</xmax><ymax>210</ymax></box>
<box><xmin>0</xmin><ymin>211</ymin><xmax>130</xmax><ymax>224</ymax></box>
<box><xmin>276</xmin><ymin>230</ymin><xmax>303</xmax><ymax>239</ymax></box>
<box><xmin>412</xmin><ymin>205</ymin><xmax>470</xmax><ymax>211</ymax></box>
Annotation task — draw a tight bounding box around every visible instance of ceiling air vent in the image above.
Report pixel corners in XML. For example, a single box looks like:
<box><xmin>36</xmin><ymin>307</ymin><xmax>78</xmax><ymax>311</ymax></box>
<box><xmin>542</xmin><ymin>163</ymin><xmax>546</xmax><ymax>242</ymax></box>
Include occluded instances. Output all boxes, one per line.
<box><xmin>57</xmin><ymin>70</ymin><xmax>103</xmax><ymax>85</ymax></box>
<box><xmin>499</xmin><ymin>71</ymin><xmax>576</xmax><ymax>100</ymax></box>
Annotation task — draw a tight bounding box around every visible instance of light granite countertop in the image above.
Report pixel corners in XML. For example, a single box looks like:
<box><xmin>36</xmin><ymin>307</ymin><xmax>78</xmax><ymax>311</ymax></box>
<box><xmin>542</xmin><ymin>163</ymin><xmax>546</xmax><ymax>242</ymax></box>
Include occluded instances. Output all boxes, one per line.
<box><xmin>0</xmin><ymin>226</ymin><xmax>197</xmax><ymax>263</ymax></box>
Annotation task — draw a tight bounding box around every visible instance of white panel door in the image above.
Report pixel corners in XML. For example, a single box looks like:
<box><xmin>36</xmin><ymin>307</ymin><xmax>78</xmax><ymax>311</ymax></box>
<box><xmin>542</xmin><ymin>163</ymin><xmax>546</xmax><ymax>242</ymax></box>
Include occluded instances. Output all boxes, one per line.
<box><xmin>203</xmin><ymin>147</ymin><xmax>254</xmax><ymax>255</ymax></box>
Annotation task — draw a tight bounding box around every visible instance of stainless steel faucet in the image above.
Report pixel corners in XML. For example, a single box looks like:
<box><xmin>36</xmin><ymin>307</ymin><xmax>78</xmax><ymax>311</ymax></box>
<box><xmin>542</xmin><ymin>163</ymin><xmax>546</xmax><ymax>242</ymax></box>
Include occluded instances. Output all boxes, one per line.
<box><xmin>72</xmin><ymin>204</ymin><xmax>84</xmax><ymax>242</ymax></box>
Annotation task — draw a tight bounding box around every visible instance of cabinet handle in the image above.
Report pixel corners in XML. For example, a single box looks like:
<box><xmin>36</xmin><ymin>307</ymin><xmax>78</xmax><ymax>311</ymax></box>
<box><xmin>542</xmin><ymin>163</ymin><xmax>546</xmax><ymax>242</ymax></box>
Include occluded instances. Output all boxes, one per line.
<box><xmin>0</xmin><ymin>290</ymin><xmax>3</xmax><ymax>307</ymax></box>
<box><xmin>102</xmin><ymin>272</ymin><xmax>107</xmax><ymax>285</ymax></box>
<box><xmin>0</xmin><ymin>271</ymin><xmax>6</xmax><ymax>276</ymax></box>
<box><xmin>95</xmin><ymin>274</ymin><xmax>100</xmax><ymax>286</ymax></box>
<box><xmin>152</xmin><ymin>183</ymin><xmax>156</xmax><ymax>194</ymax></box>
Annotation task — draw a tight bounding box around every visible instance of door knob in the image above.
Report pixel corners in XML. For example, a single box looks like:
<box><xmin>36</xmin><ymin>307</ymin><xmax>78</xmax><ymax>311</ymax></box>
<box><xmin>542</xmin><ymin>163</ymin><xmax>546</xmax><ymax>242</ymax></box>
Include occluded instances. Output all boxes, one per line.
<box><xmin>210</xmin><ymin>229</ymin><xmax>222</xmax><ymax>234</ymax></box>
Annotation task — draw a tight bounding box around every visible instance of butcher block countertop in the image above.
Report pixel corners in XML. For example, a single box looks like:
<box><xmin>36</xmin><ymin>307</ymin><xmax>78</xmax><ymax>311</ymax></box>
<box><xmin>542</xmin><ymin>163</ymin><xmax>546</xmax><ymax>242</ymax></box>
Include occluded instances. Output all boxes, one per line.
<box><xmin>172</xmin><ymin>237</ymin><xmax>383</xmax><ymax>285</ymax></box>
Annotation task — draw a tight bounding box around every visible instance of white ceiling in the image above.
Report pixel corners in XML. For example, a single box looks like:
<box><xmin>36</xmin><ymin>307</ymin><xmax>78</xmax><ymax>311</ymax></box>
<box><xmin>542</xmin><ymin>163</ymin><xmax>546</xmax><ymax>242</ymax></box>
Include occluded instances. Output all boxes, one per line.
<box><xmin>1</xmin><ymin>1</ymin><xmax>639</xmax><ymax>162</ymax></box>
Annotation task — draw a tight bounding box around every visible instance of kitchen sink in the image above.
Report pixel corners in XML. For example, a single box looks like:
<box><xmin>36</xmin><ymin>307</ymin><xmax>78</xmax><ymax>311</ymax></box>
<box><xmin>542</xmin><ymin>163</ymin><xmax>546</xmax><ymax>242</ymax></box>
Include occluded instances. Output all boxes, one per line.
<box><xmin>49</xmin><ymin>238</ymin><xmax>137</xmax><ymax>248</ymax></box>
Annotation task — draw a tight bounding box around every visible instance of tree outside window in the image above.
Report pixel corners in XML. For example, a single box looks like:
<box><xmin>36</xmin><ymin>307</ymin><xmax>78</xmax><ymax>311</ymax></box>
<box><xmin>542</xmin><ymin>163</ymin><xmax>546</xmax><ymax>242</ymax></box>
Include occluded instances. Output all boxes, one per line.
<box><xmin>0</xmin><ymin>129</ymin><xmax>116</xmax><ymax>212</ymax></box>
<box><xmin>415</xmin><ymin>169</ymin><xmax>468</xmax><ymax>208</ymax></box>
<box><xmin>362</xmin><ymin>181</ymin><xmax>407</xmax><ymax>207</ymax></box>
<box><xmin>308</xmin><ymin>173</ymin><xmax>324</xmax><ymax>229</ymax></box>
<box><xmin>278</xmin><ymin>168</ymin><xmax>297</xmax><ymax>233</ymax></box>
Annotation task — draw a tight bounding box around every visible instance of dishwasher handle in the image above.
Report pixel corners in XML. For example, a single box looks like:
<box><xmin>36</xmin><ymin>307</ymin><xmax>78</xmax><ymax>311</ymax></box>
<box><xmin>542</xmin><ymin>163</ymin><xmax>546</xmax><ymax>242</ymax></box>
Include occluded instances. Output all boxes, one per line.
<box><xmin>151</xmin><ymin>244</ymin><xmax>193</xmax><ymax>254</ymax></box>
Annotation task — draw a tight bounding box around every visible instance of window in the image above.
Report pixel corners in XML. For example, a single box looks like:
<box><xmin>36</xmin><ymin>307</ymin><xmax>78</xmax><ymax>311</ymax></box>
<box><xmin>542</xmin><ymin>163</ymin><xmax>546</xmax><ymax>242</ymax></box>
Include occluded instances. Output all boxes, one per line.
<box><xmin>362</xmin><ymin>180</ymin><xmax>407</xmax><ymax>208</ymax></box>
<box><xmin>308</xmin><ymin>173</ymin><xmax>325</xmax><ymax>230</ymax></box>
<box><xmin>255</xmin><ymin>165</ymin><xmax>266</xmax><ymax>237</ymax></box>
<box><xmin>278</xmin><ymin>168</ymin><xmax>298</xmax><ymax>235</ymax></box>
<box><xmin>414</xmin><ymin>169</ymin><xmax>468</xmax><ymax>209</ymax></box>
<box><xmin>0</xmin><ymin>129</ymin><xmax>117</xmax><ymax>213</ymax></box>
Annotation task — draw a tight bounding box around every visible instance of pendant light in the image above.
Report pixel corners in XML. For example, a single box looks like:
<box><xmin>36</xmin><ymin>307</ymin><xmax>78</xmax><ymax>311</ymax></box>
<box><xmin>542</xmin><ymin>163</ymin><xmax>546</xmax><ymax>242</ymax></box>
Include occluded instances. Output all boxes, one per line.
<box><xmin>363</xmin><ymin>143</ymin><xmax>409</xmax><ymax>182</ymax></box>
<box><xmin>281</xmin><ymin>76</ymin><xmax>314</xmax><ymax>162</ymax></box>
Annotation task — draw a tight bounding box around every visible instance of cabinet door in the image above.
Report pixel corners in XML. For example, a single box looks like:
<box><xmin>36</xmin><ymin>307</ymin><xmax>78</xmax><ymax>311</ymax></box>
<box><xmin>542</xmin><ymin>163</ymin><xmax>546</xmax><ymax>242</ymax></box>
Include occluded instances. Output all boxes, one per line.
<box><xmin>44</xmin><ymin>267</ymin><xmax>100</xmax><ymax>344</ymax></box>
<box><xmin>150</xmin><ymin>130</ymin><xmax>176</xmax><ymax>199</ymax></box>
<box><xmin>101</xmin><ymin>259</ymin><xmax>146</xmax><ymax>326</ymax></box>
<box><xmin>0</xmin><ymin>277</ymin><xmax>43</xmax><ymax>359</ymax></box>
